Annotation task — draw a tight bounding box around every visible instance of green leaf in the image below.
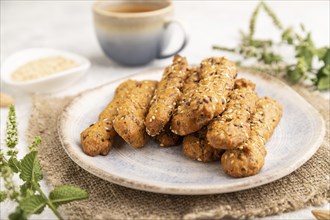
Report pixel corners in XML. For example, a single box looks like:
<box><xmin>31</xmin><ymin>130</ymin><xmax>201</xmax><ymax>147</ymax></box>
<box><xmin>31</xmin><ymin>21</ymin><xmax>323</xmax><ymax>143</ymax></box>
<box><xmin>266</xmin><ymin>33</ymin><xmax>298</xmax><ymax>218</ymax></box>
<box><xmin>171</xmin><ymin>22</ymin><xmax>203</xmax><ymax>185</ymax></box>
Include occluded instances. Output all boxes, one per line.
<box><xmin>282</xmin><ymin>27</ymin><xmax>294</xmax><ymax>44</ymax></box>
<box><xmin>259</xmin><ymin>51</ymin><xmax>282</xmax><ymax>64</ymax></box>
<box><xmin>287</xmin><ymin>59</ymin><xmax>307</xmax><ymax>83</ymax></box>
<box><xmin>20</xmin><ymin>195</ymin><xmax>46</xmax><ymax>216</ymax></box>
<box><xmin>9</xmin><ymin>207</ymin><xmax>27</xmax><ymax>220</ymax></box>
<box><xmin>28</xmin><ymin>136</ymin><xmax>42</xmax><ymax>152</ymax></box>
<box><xmin>294</xmin><ymin>33</ymin><xmax>315</xmax><ymax>71</ymax></box>
<box><xmin>8</xmin><ymin>157</ymin><xmax>21</xmax><ymax>173</ymax></box>
<box><xmin>322</xmin><ymin>48</ymin><xmax>330</xmax><ymax>65</ymax></box>
<box><xmin>295</xmin><ymin>46</ymin><xmax>314</xmax><ymax>70</ymax></box>
<box><xmin>19</xmin><ymin>151</ymin><xmax>43</xmax><ymax>183</ymax></box>
<box><xmin>20</xmin><ymin>182</ymin><xmax>35</xmax><ymax>197</ymax></box>
<box><xmin>317</xmin><ymin>65</ymin><xmax>330</xmax><ymax>77</ymax></box>
<box><xmin>316</xmin><ymin>47</ymin><xmax>328</xmax><ymax>60</ymax></box>
<box><xmin>317</xmin><ymin>75</ymin><xmax>330</xmax><ymax>90</ymax></box>
<box><xmin>0</xmin><ymin>191</ymin><xmax>7</xmax><ymax>202</ymax></box>
<box><xmin>49</xmin><ymin>185</ymin><xmax>88</xmax><ymax>207</ymax></box>
<box><xmin>287</xmin><ymin>68</ymin><xmax>303</xmax><ymax>83</ymax></box>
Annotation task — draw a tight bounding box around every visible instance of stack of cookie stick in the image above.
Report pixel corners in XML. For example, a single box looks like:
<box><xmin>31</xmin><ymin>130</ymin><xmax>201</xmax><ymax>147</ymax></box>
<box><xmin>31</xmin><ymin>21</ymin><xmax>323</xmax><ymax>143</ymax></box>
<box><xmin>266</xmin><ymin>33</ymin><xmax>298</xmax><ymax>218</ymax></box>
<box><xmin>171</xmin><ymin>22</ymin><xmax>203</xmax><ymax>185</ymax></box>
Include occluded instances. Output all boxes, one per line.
<box><xmin>80</xmin><ymin>80</ymin><xmax>137</xmax><ymax>156</ymax></box>
<box><xmin>81</xmin><ymin>80</ymin><xmax>157</xmax><ymax>155</ymax></box>
<box><xmin>145</xmin><ymin>55</ymin><xmax>188</xmax><ymax>137</ymax></box>
<box><xmin>80</xmin><ymin>55</ymin><xmax>283</xmax><ymax>178</ymax></box>
<box><xmin>155</xmin><ymin>66</ymin><xmax>201</xmax><ymax>147</ymax></box>
<box><xmin>221</xmin><ymin>97</ymin><xmax>282</xmax><ymax>177</ymax></box>
<box><xmin>113</xmin><ymin>80</ymin><xmax>158</xmax><ymax>148</ymax></box>
<box><xmin>171</xmin><ymin>57</ymin><xmax>237</xmax><ymax>135</ymax></box>
<box><xmin>207</xmin><ymin>78</ymin><xmax>259</xmax><ymax>150</ymax></box>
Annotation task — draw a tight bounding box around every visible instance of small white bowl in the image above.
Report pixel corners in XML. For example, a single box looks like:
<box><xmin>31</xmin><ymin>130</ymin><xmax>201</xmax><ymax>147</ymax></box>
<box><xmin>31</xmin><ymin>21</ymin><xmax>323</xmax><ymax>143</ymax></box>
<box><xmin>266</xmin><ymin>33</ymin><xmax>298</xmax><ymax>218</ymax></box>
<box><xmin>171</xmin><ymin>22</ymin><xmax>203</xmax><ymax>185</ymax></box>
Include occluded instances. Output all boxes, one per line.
<box><xmin>1</xmin><ymin>48</ymin><xmax>91</xmax><ymax>93</ymax></box>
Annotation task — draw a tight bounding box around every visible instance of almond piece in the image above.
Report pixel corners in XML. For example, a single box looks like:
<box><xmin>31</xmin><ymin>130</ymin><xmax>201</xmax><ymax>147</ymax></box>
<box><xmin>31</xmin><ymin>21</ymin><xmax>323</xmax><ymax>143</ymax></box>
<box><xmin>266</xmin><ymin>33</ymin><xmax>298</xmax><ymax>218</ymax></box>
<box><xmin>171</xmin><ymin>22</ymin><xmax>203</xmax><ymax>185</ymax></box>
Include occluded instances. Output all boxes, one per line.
<box><xmin>0</xmin><ymin>93</ymin><xmax>15</xmax><ymax>107</ymax></box>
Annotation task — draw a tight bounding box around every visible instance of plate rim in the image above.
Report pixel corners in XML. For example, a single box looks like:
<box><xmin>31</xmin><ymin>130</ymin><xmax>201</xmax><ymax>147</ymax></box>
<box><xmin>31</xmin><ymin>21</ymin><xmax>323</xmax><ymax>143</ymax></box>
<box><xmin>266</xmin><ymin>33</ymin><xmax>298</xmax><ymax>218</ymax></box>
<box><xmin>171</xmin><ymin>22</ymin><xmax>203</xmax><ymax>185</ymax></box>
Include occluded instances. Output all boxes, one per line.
<box><xmin>58</xmin><ymin>68</ymin><xmax>326</xmax><ymax>195</ymax></box>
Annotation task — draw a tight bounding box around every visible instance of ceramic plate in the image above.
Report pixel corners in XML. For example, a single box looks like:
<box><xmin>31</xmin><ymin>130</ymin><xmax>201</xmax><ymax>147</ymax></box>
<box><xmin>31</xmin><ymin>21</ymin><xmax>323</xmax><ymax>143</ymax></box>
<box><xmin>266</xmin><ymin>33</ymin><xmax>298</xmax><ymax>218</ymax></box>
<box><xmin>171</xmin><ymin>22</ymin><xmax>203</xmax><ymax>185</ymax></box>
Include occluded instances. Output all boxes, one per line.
<box><xmin>58</xmin><ymin>68</ymin><xmax>325</xmax><ymax>195</ymax></box>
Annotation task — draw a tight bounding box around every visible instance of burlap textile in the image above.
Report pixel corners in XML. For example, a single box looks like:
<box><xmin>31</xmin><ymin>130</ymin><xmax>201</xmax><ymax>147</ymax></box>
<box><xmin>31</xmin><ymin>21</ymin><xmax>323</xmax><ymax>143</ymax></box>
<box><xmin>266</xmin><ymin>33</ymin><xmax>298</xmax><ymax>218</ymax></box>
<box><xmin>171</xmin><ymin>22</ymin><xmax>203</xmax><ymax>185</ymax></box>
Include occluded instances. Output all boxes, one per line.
<box><xmin>27</xmin><ymin>68</ymin><xmax>330</xmax><ymax>219</ymax></box>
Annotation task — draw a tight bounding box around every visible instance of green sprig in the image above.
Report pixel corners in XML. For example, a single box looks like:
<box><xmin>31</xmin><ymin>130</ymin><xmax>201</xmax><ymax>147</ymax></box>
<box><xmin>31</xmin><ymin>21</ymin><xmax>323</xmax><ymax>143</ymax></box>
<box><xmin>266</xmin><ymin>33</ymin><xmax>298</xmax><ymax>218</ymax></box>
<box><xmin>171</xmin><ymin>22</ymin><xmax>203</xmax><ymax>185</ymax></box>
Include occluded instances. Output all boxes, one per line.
<box><xmin>213</xmin><ymin>1</ymin><xmax>330</xmax><ymax>90</ymax></box>
<box><xmin>0</xmin><ymin>106</ymin><xmax>89</xmax><ymax>219</ymax></box>
<box><xmin>6</xmin><ymin>105</ymin><xmax>18</xmax><ymax>157</ymax></box>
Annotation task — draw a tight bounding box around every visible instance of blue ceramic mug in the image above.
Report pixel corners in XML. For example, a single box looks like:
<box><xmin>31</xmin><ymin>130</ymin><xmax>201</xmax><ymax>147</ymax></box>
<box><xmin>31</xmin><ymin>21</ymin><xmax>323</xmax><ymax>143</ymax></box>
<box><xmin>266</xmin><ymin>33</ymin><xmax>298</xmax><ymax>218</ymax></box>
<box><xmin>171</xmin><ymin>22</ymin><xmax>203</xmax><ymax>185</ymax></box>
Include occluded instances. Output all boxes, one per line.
<box><xmin>93</xmin><ymin>0</ymin><xmax>187</xmax><ymax>66</ymax></box>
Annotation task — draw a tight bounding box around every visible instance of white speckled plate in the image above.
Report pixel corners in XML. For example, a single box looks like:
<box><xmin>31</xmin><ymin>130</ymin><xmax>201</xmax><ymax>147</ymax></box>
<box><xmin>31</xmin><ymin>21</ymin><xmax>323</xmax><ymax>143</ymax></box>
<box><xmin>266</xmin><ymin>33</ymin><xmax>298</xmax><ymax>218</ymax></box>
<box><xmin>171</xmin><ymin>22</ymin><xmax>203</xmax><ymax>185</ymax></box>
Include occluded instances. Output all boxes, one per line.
<box><xmin>58</xmin><ymin>68</ymin><xmax>325</xmax><ymax>195</ymax></box>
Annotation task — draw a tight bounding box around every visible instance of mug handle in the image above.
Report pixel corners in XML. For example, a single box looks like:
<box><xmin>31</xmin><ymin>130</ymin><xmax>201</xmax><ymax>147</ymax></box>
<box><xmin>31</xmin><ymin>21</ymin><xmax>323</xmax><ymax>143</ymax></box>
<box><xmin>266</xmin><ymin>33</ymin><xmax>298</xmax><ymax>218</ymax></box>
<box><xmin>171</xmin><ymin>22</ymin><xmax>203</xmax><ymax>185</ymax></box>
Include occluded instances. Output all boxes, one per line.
<box><xmin>157</xmin><ymin>20</ymin><xmax>188</xmax><ymax>59</ymax></box>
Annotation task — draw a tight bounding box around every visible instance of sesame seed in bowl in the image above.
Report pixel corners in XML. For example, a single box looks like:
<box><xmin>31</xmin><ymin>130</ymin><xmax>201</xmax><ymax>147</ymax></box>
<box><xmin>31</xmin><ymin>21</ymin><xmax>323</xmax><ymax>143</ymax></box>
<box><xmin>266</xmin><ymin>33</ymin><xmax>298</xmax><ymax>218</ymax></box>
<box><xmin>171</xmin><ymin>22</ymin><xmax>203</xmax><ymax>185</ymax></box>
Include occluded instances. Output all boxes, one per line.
<box><xmin>2</xmin><ymin>48</ymin><xmax>90</xmax><ymax>93</ymax></box>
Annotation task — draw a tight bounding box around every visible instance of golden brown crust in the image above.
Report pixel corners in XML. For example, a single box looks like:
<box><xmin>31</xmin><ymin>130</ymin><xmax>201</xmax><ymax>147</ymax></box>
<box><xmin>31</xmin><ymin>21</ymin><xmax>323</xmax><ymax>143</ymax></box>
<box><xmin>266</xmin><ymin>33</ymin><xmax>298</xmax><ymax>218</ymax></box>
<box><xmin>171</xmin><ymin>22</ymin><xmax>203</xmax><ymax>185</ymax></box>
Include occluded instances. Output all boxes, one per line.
<box><xmin>155</xmin><ymin>124</ymin><xmax>182</xmax><ymax>147</ymax></box>
<box><xmin>171</xmin><ymin>57</ymin><xmax>237</xmax><ymax>136</ymax></box>
<box><xmin>221</xmin><ymin>97</ymin><xmax>283</xmax><ymax>177</ymax></box>
<box><xmin>207</xmin><ymin>78</ymin><xmax>258</xmax><ymax>150</ymax></box>
<box><xmin>145</xmin><ymin>55</ymin><xmax>188</xmax><ymax>136</ymax></box>
<box><xmin>234</xmin><ymin>78</ymin><xmax>256</xmax><ymax>90</ymax></box>
<box><xmin>183</xmin><ymin>127</ymin><xmax>224</xmax><ymax>162</ymax></box>
<box><xmin>183</xmin><ymin>67</ymin><xmax>200</xmax><ymax>90</ymax></box>
<box><xmin>154</xmin><ymin>67</ymin><xmax>200</xmax><ymax>148</ymax></box>
<box><xmin>80</xmin><ymin>80</ymin><xmax>137</xmax><ymax>156</ymax></box>
<box><xmin>113</xmin><ymin>80</ymin><xmax>157</xmax><ymax>148</ymax></box>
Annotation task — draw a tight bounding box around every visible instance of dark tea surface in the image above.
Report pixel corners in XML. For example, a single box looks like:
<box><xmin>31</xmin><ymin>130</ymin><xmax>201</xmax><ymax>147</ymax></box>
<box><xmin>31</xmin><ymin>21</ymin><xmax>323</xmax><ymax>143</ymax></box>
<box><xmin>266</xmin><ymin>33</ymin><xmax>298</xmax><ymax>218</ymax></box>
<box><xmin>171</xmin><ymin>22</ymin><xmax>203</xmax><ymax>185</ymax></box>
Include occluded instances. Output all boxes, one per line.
<box><xmin>106</xmin><ymin>4</ymin><xmax>164</xmax><ymax>13</ymax></box>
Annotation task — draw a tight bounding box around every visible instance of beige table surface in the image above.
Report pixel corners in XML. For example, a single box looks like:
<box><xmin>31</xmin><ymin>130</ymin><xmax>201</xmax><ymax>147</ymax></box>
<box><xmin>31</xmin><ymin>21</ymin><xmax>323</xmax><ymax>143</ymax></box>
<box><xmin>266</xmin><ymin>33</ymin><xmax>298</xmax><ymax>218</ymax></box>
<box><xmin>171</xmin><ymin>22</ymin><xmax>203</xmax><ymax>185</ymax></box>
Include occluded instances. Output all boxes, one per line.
<box><xmin>1</xmin><ymin>1</ymin><xmax>329</xmax><ymax>219</ymax></box>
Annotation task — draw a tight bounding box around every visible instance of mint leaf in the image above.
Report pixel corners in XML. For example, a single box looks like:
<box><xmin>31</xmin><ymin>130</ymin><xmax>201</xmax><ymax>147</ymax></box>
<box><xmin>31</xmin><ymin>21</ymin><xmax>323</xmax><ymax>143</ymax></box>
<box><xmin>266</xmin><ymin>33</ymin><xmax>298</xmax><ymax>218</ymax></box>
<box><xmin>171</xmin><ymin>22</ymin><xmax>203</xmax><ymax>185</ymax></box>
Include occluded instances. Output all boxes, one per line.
<box><xmin>259</xmin><ymin>51</ymin><xmax>282</xmax><ymax>64</ymax></box>
<box><xmin>19</xmin><ymin>151</ymin><xmax>43</xmax><ymax>183</ymax></box>
<box><xmin>315</xmin><ymin>48</ymin><xmax>330</xmax><ymax>90</ymax></box>
<box><xmin>287</xmin><ymin>67</ymin><xmax>303</xmax><ymax>82</ymax></box>
<box><xmin>287</xmin><ymin>58</ymin><xmax>308</xmax><ymax>83</ymax></box>
<box><xmin>322</xmin><ymin>48</ymin><xmax>330</xmax><ymax>65</ymax></box>
<box><xmin>20</xmin><ymin>182</ymin><xmax>35</xmax><ymax>197</ymax></box>
<box><xmin>317</xmin><ymin>65</ymin><xmax>330</xmax><ymax>77</ymax></box>
<box><xmin>316</xmin><ymin>47</ymin><xmax>328</xmax><ymax>60</ymax></box>
<box><xmin>9</xmin><ymin>207</ymin><xmax>27</xmax><ymax>220</ymax></box>
<box><xmin>296</xmin><ymin>33</ymin><xmax>315</xmax><ymax>70</ymax></box>
<box><xmin>8</xmin><ymin>157</ymin><xmax>21</xmax><ymax>173</ymax></box>
<box><xmin>49</xmin><ymin>185</ymin><xmax>88</xmax><ymax>207</ymax></box>
<box><xmin>0</xmin><ymin>191</ymin><xmax>7</xmax><ymax>202</ymax></box>
<box><xmin>317</xmin><ymin>75</ymin><xmax>330</xmax><ymax>90</ymax></box>
<box><xmin>20</xmin><ymin>195</ymin><xmax>46</xmax><ymax>216</ymax></box>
